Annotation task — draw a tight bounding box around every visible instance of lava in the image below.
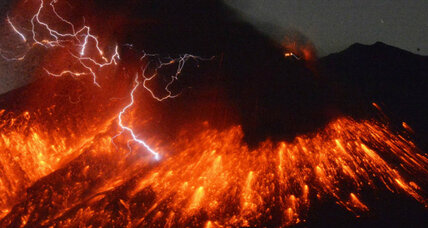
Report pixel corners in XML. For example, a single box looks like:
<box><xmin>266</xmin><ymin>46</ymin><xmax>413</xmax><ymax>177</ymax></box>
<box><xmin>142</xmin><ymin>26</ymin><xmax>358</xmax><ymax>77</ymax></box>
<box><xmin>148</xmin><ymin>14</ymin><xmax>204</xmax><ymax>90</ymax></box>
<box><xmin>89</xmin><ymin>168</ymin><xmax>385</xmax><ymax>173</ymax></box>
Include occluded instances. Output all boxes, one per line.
<box><xmin>0</xmin><ymin>0</ymin><xmax>427</xmax><ymax>227</ymax></box>
<box><xmin>0</xmin><ymin>115</ymin><xmax>426</xmax><ymax>226</ymax></box>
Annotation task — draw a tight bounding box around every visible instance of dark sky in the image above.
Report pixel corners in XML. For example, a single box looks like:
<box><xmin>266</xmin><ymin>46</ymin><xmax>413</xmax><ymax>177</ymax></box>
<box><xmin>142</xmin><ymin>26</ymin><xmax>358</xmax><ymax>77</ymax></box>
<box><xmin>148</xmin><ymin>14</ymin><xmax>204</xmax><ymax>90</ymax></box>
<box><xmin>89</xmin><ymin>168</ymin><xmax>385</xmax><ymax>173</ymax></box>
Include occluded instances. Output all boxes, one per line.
<box><xmin>225</xmin><ymin>0</ymin><xmax>428</xmax><ymax>56</ymax></box>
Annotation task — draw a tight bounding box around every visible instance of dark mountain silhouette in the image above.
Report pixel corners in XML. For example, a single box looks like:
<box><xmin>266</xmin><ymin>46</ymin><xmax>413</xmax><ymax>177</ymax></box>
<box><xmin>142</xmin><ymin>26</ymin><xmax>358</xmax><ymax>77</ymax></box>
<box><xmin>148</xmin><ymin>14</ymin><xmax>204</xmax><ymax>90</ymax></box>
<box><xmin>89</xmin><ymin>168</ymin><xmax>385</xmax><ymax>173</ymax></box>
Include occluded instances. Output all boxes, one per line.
<box><xmin>320</xmin><ymin>42</ymin><xmax>428</xmax><ymax>149</ymax></box>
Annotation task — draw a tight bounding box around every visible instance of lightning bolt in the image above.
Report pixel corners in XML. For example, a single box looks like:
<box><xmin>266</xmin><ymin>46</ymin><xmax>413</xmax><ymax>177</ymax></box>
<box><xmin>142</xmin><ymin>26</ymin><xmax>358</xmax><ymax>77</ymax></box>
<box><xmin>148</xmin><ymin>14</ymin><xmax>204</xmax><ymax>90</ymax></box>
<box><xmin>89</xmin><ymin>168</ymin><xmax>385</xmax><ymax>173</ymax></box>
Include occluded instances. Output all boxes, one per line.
<box><xmin>6</xmin><ymin>15</ymin><xmax>26</xmax><ymax>42</ymax></box>
<box><xmin>2</xmin><ymin>0</ymin><xmax>213</xmax><ymax>160</ymax></box>
<box><xmin>5</xmin><ymin>0</ymin><xmax>119</xmax><ymax>86</ymax></box>
<box><xmin>141</xmin><ymin>53</ymin><xmax>213</xmax><ymax>101</ymax></box>
<box><xmin>113</xmin><ymin>74</ymin><xmax>160</xmax><ymax>160</ymax></box>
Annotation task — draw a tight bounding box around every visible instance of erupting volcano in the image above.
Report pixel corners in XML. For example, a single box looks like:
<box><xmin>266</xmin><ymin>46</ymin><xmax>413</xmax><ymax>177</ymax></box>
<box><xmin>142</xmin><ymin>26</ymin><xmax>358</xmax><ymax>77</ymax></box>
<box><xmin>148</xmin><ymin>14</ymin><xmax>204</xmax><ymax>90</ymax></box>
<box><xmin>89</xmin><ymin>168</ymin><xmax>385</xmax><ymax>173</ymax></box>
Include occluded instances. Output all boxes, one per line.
<box><xmin>0</xmin><ymin>0</ymin><xmax>427</xmax><ymax>227</ymax></box>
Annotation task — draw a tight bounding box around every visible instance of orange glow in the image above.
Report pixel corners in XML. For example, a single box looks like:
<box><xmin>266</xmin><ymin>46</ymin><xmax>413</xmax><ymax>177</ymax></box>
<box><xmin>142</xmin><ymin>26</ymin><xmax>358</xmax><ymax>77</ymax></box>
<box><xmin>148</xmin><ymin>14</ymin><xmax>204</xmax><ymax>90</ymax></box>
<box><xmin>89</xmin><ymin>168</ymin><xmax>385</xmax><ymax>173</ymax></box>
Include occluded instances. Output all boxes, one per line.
<box><xmin>1</xmin><ymin>110</ymin><xmax>427</xmax><ymax>226</ymax></box>
<box><xmin>282</xmin><ymin>39</ymin><xmax>317</xmax><ymax>62</ymax></box>
<box><xmin>402</xmin><ymin>122</ymin><xmax>415</xmax><ymax>134</ymax></box>
<box><xmin>282</xmin><ymin>35</ymin><xmax>318</xmax><ymax>73</ymax></box>
<box><xmin>350</xmin><ymin>193</ymin><xmax>369</xmax><ymax>212</ymax></box>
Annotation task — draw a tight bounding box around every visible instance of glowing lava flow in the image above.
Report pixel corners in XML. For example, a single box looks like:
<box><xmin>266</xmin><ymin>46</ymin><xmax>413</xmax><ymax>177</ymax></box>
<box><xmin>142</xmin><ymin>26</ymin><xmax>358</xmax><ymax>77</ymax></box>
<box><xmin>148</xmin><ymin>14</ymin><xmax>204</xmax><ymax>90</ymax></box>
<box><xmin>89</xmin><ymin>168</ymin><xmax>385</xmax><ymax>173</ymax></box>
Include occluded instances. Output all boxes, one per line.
<box><xmin>0</xmin><ymin>116</ymin><xmax>427</xmax><ymax>227</ymax></box>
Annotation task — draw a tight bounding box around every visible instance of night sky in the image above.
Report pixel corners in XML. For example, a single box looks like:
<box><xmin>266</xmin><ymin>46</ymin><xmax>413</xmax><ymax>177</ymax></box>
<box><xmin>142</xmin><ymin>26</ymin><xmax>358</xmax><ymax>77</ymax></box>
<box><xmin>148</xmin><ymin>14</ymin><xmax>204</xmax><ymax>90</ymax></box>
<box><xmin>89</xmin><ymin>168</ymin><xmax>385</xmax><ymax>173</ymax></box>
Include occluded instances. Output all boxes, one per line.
<box><xmin>225</xmin><ymin>0</ymin><xmax>428</xmax><ymax>56</ymax></box>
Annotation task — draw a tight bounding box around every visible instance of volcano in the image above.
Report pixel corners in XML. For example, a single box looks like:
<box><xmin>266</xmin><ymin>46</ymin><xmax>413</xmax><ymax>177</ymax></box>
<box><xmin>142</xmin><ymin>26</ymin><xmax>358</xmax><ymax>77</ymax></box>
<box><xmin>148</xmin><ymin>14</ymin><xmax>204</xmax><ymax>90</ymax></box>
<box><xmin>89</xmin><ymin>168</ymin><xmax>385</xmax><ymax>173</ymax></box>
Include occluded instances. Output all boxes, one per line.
<box><xmin>0</xmin><ymin>0</ymin><xmax>427</xmax><ymax>227</ymax></box>
<box><xmin>320</xmin><ymin>42</ymin><xmax>428</xmax><ymax>151</ymax></box>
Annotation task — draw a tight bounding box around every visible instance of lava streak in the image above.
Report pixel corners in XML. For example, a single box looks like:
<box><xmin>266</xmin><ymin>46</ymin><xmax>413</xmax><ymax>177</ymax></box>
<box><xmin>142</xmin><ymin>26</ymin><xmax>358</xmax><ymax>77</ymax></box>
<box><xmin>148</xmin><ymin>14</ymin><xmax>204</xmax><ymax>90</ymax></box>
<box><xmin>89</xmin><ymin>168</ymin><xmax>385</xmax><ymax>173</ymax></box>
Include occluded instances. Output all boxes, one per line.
<box><xmin>0</xmin><ymin>117</ymin><xmax>427</xmax><ymax>227</ymax></box>
<box><xmin>122</xmin><ymin>118</ymin><xmax>427</xmax><ymax>227</ymax></box>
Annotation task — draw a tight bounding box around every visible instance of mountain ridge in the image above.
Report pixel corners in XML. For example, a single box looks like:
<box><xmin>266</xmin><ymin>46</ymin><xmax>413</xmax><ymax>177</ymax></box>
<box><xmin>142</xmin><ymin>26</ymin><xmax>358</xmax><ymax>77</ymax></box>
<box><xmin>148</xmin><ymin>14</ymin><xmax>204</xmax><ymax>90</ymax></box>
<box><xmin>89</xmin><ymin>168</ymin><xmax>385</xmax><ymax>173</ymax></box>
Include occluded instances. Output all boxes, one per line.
<box><xmin>319</xmin><ymin>41</ymin><xmax>428</xmax><ymax>149</ymax></box>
